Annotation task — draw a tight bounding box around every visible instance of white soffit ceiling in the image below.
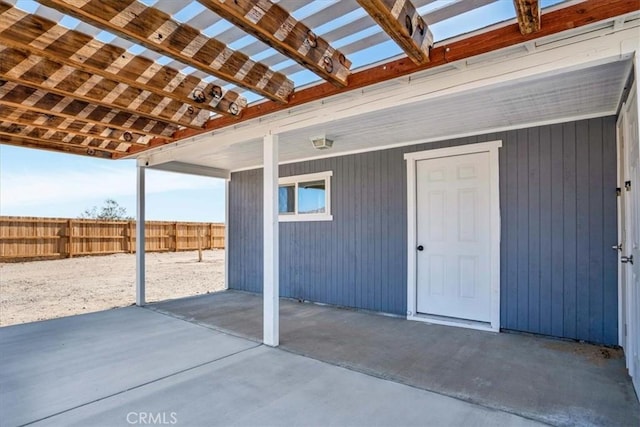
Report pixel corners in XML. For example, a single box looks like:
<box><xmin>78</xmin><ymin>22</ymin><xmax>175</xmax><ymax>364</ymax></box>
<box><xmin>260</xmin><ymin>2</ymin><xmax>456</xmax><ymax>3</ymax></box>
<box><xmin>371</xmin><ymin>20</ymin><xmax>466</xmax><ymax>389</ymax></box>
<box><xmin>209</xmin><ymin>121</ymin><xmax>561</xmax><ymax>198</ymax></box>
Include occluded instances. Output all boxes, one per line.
<box><xmin>170</xmin><ymin>58</ymin><xmax>632</xmax><ymax>172</ymax></box>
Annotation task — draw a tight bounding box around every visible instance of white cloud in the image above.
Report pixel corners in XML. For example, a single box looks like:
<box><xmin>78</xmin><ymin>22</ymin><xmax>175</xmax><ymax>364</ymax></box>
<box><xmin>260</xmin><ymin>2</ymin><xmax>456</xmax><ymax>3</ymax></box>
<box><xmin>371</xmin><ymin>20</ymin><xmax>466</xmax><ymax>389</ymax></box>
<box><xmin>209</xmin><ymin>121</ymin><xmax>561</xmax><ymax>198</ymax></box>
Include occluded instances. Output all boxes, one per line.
<box><xmin>0</xmin><ymin>165</ymin><xmax>223</xmax><ymax>209</ymax></box>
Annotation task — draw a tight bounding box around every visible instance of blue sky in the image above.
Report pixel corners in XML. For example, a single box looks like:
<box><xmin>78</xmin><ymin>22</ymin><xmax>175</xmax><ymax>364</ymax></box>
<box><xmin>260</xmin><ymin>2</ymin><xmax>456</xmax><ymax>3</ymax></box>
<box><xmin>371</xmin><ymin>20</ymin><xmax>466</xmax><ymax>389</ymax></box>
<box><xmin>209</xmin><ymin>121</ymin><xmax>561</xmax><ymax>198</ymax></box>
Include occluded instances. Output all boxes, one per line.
<box><xmin>0</xmin><ymin>145</ymin><xmax>225</xmax><ymax>222</ymax></box>
<box><xmin>1</xmin><ymin>0</ymin><xmax>564</xmax><ymax>222</ymax></box>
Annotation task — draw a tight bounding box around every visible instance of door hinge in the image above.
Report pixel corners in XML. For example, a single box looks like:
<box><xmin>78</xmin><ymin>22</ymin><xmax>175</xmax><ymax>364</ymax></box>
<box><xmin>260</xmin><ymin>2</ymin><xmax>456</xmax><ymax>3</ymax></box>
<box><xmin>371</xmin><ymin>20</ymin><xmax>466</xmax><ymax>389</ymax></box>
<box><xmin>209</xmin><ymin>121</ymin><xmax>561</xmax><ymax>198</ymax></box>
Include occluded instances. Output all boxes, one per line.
<box><xmin>616</xmin><ymin>187</ymin><xmax>622</xmax><ymax>196</ymax></box>
<box><xmin>625</xmin><ymin>180</ymin><xmax>631</xmax><ymax>191</ymax></box>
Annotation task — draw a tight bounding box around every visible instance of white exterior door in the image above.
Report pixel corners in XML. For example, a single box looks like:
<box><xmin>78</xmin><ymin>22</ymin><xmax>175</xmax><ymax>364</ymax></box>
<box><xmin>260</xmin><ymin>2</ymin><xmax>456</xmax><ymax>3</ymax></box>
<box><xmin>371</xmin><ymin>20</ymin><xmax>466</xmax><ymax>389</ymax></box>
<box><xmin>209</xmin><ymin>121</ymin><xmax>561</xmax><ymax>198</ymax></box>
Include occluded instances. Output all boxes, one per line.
<box><xmin>415</xmin><ymin>152</ymin><xmax>492</xmax><ymax>322</ymax></box>
<box><xmin>620</xmin><ymin>85</ymin><xmax>640</xmax><ymax>396</ymax></box>
<box><xmin>618</xmin><ymin>77</ymin><xmax>640</xmax><ymax>399</ymax></box>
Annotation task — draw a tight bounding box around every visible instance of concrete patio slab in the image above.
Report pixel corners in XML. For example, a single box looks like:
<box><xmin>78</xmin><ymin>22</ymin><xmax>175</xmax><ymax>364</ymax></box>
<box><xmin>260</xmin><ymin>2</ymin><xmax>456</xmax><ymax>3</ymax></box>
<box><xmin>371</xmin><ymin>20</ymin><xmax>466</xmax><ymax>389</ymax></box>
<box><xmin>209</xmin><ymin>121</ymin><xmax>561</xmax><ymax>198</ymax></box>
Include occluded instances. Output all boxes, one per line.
<box><xmin>152</xmin><ymin>290</ymin><xmax>640</xmax><ymax>427</ymax></box>
<box><xmin>33</xmin><ymin>343</ymin><xmax>541</xmax><ymax>427</ymax></box>
<box><xmin>0</xmin><ymin>305</ymin><xmax>544</xmax><ymax>427</ymax></box>
<box><xmin>0</xmin><ymin>307</ymin><xmax>257</xmax><ymax>426</ymax></box>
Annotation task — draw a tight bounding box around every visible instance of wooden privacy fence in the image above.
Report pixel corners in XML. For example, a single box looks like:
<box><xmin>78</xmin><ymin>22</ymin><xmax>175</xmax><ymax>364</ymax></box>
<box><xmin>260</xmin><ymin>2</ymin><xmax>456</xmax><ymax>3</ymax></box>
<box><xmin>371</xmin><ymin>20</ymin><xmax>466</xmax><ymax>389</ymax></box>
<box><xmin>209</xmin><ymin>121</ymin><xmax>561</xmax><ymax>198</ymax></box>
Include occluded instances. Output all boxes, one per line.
<box><xmin>0</xmin><ymin>216</ymin><xmax>225</xmax><ymax>261</ymax></box>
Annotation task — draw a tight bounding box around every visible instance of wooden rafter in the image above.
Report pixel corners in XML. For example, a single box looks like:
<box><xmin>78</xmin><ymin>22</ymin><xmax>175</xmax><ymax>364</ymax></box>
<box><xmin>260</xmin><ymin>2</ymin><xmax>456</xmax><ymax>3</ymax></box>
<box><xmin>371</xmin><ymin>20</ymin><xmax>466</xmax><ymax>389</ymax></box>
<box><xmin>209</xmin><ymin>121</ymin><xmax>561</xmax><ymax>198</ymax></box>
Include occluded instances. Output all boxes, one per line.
<box><xmin>0</xmin><ymin>122</ymin><xmax>131</xmax><ymax>152</ymax></box>
<box><xmin>0</xmin><ymin>81</ymin><xmax>176</xmax><ymax>139</ymax></box>
<box><xmin>0</xmin><ymin>110</ymin><xmax>149</xmax><ymax>147</ymax></box>
<box><xmin>0</xmin><ymin>134</ymin><xmax>115</xmax><ymax>158</ymax></box>
<box><xmin>0</xmin><ymin>1</ymin><xmax>248</xmax><ymax>118</ymax></box>
<box><xmin>35</xmin><ymin>0</ymin><xmax>292</xmax><ymax>104</ymax></box>
<box><xmin>197</xmin><ymin>0</ymin><xmax>352</xmax><ymax>88</ymax></box>
<box><xmin>0</xmin><ymin>106</ymin><xmax>152</xmax><ymax>145</ymax></box>
<box><xmin>0</xmin><ymin>45</ymin><xmax>212</xmax><ymax>129</ymax></box>
<box><xmin>157</xmin><ymin>0</ymin><xmax>639</xmax><ymax>149</ymax></box>
<box><xmin>357</xmin><ymin>0</ymin><xmax>433</xmax><ymax>65</ymax></box>
<box><xmin>513</xmin><ymin>0</ymin><xmax>540</xmax><ymax>35</ymax></box>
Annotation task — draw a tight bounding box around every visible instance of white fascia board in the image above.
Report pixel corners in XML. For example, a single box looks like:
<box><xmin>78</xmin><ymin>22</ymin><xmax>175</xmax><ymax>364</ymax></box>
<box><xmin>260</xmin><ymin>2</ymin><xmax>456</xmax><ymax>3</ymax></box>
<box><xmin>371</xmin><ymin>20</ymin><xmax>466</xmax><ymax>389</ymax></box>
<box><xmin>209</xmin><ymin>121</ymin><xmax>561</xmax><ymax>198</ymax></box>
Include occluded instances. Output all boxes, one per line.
<box><xmin>141</xmin><ymin>22</ymin><xmax>639</xmax><ymax>166</ymax></box>
<box><xmin>149</xmin><ymin>161</ymin><xmax>230</xmax><ymax>180</ymax></box>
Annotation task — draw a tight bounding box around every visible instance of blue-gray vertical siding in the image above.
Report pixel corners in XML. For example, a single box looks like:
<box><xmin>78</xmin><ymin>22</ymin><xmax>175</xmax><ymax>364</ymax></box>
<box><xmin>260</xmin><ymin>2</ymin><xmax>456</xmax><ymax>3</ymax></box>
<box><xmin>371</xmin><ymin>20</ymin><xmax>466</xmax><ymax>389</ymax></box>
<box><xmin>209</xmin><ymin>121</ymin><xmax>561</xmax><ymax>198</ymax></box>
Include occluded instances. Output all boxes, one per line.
<box><xmin>228</xmin><ymin>116</ymin><xmax>618</xmax><ymax>345</ymax></box>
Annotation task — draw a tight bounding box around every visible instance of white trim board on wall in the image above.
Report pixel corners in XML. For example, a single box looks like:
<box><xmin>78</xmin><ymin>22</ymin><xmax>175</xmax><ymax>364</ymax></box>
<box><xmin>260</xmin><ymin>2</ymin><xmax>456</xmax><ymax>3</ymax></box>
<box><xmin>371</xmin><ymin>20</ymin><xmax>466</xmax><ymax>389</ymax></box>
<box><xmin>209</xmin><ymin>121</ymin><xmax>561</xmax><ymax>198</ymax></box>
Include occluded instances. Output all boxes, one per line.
<box><xmin>404</xmin><ymin>140</ymin><xmax>502</xmax><ymax>332</ymax></box>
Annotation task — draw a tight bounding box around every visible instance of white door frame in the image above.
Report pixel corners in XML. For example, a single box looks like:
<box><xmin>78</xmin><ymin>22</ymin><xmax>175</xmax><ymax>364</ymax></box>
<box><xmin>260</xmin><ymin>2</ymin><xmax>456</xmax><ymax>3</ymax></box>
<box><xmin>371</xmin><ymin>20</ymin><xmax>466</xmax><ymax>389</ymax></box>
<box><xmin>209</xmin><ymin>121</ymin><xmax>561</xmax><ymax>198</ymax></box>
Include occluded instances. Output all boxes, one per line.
<box><xmin>405</xmin><ymin>140</ymin><xmax>502</xmax><ymax>332</ymax></box>
<box><xmin>616</xmin><ymin>98</ymin><xmax>630</xmax><ymax>350</ymax></box>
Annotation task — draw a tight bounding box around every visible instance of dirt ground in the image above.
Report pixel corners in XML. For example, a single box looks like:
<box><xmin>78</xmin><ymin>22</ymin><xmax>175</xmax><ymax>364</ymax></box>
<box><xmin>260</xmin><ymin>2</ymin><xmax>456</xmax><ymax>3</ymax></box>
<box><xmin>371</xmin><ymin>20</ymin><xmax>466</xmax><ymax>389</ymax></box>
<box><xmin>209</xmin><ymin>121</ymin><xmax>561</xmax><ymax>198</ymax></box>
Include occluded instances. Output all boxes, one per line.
<box><xmin>0</xmin><ymin>250</ymin><xmax>225</xmax><ymax>327</ymax></box>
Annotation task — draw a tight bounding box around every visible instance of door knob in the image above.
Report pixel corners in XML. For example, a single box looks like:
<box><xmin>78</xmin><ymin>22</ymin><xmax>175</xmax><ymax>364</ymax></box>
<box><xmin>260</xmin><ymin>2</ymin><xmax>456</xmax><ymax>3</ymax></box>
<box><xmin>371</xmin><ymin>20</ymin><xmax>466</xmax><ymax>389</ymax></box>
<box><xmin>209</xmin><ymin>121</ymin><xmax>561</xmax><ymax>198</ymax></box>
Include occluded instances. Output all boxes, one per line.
<box><xmin>417</xmin><ymin>245</ymin><xmax>424</xmax><ymax>251</ymax></box>
<box><xmin>621</xmin><ymin>255</ymin><xmax>634</xmax><ymax>264</ymax></box>
<box><xmin>612</xmin><ymin>244</ymin><xmax>622</xmax><ymax>251</ymax></box>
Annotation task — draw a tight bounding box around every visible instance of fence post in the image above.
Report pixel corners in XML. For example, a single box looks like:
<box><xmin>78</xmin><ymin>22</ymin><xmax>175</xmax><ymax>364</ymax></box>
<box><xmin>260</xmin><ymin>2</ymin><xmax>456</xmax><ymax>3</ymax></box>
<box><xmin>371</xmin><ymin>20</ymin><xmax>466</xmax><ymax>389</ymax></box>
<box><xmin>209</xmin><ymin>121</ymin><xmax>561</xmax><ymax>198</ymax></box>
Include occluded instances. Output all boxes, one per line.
<box><xmin>173</xmin><ymin>222</ymin><xmax>178</xmax><ymax>252</ymax></box>
<box><xmin>67</xmin><ymin>219</ymin><xmax>74</xmax><ymax>258</ymax></box>
<box><xmin>128</xmin><ymin>221</ymin><xmax>134</xmax><ymax>253</ymax></box>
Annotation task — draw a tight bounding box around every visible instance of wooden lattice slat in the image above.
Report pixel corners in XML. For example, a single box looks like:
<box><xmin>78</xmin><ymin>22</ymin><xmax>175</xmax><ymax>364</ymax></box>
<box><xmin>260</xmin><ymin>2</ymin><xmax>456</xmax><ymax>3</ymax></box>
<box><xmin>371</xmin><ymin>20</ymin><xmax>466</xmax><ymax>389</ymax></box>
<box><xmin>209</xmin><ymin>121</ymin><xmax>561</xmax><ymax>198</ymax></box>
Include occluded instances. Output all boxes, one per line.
<box><xmin>0</xmin><ymin>80</ymin><xmax>176</xmax><ymax>138</ymax></box>
<box><xmin>0</xmin><ymin>106</ymin><xmax>153</xmax><ymax>145</ymax></box>
<box><xmin>0</xmin><ymin>121</ymin><xmax>133</xmax><ymax>153</ymax></box>
<box><xmin>0</xmin><ymin>45</ymin><xmax>213</xmax><ymax>129</ymax></box>
<box><xmin>0</xmin><ymin>133</ymin><xmax>115</xmax><ymax>158</ymax></box>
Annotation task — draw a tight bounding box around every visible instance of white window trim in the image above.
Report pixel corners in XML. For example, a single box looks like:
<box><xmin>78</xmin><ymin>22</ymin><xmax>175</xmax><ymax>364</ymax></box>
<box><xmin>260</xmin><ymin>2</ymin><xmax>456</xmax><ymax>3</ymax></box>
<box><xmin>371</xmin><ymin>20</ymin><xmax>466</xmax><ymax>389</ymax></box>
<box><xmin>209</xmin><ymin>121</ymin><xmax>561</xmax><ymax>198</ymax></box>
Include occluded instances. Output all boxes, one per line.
<box><xmin>279</xmin><ymin>171</ymin><xmax>333</xmax><ymax>222</ymax></box>
<box><xmin>404</xmin><ymin>140</ymin><xmax>502</xmax><ymax>332</ymax></box>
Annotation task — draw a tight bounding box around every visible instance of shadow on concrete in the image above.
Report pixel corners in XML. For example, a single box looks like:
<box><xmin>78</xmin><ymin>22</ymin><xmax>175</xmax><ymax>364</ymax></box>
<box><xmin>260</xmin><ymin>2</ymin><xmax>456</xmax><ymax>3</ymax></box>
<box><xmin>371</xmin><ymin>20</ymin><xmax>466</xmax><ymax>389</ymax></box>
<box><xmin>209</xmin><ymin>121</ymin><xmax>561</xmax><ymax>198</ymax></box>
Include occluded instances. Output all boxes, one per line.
<box><xmin>151</xmin><ymin>290</ymin><xmax>640</xmax><ymax>427</ymax></box>
<box><xmin>1</xmin><ymin>303</ymin><xmax>542</xmax><ymax>427</ymax></box>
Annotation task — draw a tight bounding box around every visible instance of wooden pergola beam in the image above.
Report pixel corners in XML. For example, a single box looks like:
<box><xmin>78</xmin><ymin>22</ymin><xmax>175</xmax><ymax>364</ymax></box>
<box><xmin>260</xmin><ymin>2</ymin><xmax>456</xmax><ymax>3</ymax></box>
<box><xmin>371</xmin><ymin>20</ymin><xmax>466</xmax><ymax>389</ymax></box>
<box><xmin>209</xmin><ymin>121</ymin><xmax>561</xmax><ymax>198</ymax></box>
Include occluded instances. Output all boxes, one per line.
<box><xmin>0</xmin><ymin>45</ymin><xmax>211</xmax><ymax>129</ymax></box>
<box><xmin>197</xmin><ymin>0</ymin><xmax>351</xmax><ymax>88</ymax></box>
<box><xmin>0</xmin><ymin>122</ymin><xmax>131</xmax><ymax>152</ymax></box>
<box><xmin>0</xmin><ymin>110</ymin><xmax>151</xmax><ymax>147</ymax></box>
<box><xmin>0</xmin><ymin>2</ymin><xmax>247</xmax><ymax>118</ymax></box>
<box><xmin>157</xmin><ymin>0</ymin><xmax>638</xmax><ymax>148</ymax></box>
<box><xmin>0</xmin><ymin>81</ymin><xmax>176</xmax><ymax>139</ymax></box>
<box><xmin>513</xmin><ymin>0</ymin><xmax>540</xmax><ymax>35</ymax></box>
<box><xmin>0</xmin><ymin>106</ymin><xmax>152</xmax><ymax>145</ymax></box>
<box><xmin>357</xmin><ymin>0</ymin><xmax>433</xmax><ymax>65</ymax></box>
<box><xmin>35</xmin><ymin>0</ymin><xmax>293</xmax><ymax>104</ymax></box>
<box><xmin>0</xmin><ymin>133</ymin><xmax>115</xmax><ymax>158</ymax></box>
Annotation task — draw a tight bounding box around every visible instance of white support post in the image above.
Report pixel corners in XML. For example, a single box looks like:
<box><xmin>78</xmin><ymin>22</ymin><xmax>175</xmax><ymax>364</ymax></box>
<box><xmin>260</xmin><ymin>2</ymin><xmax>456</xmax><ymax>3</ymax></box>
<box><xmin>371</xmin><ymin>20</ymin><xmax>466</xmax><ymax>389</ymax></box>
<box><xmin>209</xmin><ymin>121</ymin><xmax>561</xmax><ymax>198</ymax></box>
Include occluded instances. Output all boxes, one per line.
<box><xmin>136</xmin><ymin>160</ymin><xmax>146</xmax><ymax>306</ymax></box>
<box><xmin>263</xmin><ymin>133</ymin><xmax>279</xmax><ymax>347</ymax></box>
<box><xmin>224</xmin><ymin>178</ymin><xmax>230</xmax><ymax>290</ymax></box>
<box><xmin>636</xmin><ymin>52</ymin><xmax>640</xmax><ymax>129</ymax></box>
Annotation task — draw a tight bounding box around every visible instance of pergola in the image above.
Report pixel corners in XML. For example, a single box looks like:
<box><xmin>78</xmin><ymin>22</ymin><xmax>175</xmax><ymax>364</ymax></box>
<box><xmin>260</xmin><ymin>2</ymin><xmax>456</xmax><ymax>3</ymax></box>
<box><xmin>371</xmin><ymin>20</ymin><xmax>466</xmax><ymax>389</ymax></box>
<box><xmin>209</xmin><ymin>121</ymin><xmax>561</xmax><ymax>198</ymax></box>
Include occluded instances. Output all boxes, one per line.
<box><xmin>2</xmin><ymin>0</ymin><xmax>634</xmax><ymax>159</ymax></box>
<box><xmin>1</xmin><ymin>0</ymin><xmax>639</xmax><ymax>347</ymax></box>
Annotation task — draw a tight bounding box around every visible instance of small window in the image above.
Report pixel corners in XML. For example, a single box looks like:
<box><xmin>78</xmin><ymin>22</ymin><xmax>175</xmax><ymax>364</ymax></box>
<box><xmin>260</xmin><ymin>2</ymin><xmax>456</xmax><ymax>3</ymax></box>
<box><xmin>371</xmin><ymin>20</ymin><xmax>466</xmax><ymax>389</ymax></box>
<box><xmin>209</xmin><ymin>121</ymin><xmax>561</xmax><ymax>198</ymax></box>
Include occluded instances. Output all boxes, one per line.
<box><xmin>278</xmin><ymin>171</ymin><xmax>332</xmax><ymax>222</ymax></box>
